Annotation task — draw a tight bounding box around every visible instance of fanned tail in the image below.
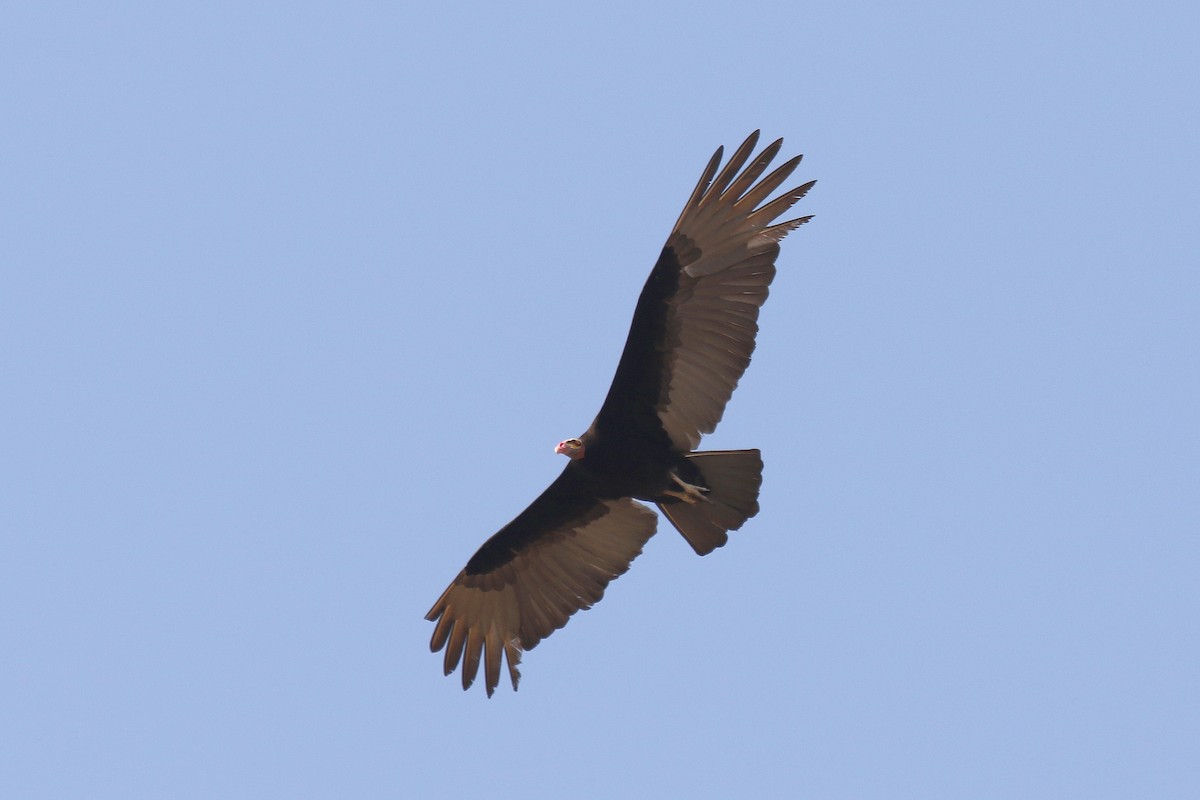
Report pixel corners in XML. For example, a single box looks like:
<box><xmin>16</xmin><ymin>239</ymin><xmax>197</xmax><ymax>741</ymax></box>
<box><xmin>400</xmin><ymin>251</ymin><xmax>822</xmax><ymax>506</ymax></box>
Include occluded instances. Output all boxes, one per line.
<box><xmin>657</xmin><ymin>449</ymin><xmax>762</xmax><ymax>555</ymax></box>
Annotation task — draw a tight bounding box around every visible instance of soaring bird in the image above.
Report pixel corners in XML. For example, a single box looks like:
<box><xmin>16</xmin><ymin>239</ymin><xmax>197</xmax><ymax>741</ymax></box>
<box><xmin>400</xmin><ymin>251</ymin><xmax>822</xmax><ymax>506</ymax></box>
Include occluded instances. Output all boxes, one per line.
<box><xmin>426</xmin><ymin>131</ymin><xmax>814</xmax><ymax>696</ymax></box>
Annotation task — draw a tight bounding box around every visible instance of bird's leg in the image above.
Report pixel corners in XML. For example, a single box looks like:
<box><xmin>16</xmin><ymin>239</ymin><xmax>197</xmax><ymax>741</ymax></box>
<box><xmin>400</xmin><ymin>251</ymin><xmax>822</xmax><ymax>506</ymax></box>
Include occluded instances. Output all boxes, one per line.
<box><xmin>663</xmin><ymin>471</ymin><xmax>710</xmax><ymax>505</ymax></box>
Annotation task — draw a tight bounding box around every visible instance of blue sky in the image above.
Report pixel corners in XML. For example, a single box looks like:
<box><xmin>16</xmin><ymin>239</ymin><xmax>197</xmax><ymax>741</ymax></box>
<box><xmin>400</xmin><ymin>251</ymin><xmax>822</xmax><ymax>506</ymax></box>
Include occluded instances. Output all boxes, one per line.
<box><xmin>3</xmin><ymin>2</ymin><xmax>1197</xmax><ymax>798</ymax></box>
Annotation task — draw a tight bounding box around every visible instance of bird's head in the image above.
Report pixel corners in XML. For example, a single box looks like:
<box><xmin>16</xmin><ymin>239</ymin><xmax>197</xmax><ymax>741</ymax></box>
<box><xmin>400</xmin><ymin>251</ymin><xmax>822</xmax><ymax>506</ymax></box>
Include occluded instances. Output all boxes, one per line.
<box><xmin>555</xmin><ymin>438</ymin><xmax>585</xmax><ymax>460</ymax></box>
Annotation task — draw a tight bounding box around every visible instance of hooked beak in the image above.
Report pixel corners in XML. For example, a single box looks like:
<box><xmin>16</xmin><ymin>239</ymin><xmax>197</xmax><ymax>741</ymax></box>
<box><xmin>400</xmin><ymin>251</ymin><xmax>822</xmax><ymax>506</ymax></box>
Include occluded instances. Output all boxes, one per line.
<box><xmin>555</xmin><ymin>439</ymin><xmax>584</xmax><ymax>460</ymax></box>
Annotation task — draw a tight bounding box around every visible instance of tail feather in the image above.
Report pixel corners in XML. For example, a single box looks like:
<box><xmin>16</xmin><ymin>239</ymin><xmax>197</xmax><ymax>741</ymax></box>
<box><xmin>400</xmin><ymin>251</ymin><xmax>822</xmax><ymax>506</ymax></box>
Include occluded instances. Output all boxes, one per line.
<box><xmin>657</xmin><ymin>449</ymin><xmax>762</xmax><ymax>555</ymax></box>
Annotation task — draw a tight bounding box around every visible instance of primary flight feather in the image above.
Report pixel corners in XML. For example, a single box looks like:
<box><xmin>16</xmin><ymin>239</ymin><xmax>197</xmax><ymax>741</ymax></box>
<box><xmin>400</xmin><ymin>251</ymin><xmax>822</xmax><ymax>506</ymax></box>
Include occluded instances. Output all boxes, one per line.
<box><xmin>426</xmin><ymin>131</ymin><xmax>815</xmax><ymax>696</ymax></box>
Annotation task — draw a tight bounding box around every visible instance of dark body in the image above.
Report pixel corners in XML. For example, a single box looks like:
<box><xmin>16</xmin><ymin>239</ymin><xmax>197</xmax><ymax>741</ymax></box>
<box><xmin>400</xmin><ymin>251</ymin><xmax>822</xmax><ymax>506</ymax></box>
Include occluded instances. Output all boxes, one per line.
<box><xmin>465</xmin><ymin>244</ymin><xmax>699</xmax><ymax>577</ymax></box>
<box><xmin>427</xmin><ymin>132</ymin><xmax>815</xmax><ymax>695</ymax></box>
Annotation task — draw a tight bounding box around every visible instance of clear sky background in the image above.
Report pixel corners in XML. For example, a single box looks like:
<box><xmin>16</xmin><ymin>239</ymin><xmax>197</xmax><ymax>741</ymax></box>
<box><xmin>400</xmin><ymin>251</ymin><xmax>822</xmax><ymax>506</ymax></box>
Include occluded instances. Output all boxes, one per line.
<box><xmin>3</xmin><ymin>3</ymin><xmax>1197</xmax><ymax>798</ymax></box>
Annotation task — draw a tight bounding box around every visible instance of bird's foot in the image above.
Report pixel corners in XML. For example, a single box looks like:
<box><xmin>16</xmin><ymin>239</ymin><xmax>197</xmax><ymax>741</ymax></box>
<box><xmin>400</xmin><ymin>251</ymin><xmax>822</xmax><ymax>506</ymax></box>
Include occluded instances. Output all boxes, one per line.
<box><xmin>665</xmin><ymin>472</ymin><xmax>710</xmax><ymax>505</ymax></box>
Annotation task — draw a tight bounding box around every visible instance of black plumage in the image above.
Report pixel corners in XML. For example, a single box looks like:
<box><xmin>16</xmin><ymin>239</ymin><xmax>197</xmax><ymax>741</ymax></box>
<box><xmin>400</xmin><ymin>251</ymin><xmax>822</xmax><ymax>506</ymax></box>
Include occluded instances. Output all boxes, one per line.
<box><xmin>426</xmin><ymin>131</ymin><xmax>814</xmax><ymax>696</ymax></box>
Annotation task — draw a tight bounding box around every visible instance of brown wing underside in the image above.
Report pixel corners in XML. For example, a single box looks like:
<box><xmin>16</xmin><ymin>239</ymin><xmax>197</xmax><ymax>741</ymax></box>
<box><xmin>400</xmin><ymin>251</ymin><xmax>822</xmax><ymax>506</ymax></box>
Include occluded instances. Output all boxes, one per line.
<box><xmin>656</xmin><ymin>132</ymin><xmax>815</xmax><ymax>450</ymax></box>
<box><xmin>589</xmin><ymin>132</ymin><xmax>814</xmax><ymax>452</ymax></box>
<box><xmin>425</xmin><ymin>497</ymin><xmax>658</xmax><ymax>696</ymax></box>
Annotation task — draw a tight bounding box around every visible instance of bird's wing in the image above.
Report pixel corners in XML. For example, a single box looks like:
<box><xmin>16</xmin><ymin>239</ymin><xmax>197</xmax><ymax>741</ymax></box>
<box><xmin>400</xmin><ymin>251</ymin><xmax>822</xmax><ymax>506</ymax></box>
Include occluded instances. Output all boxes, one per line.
<box><xmin>425</xmin><ymin>467</ymin><xmax>658</xmax><ymax>697</ymax></box>
<box><xmin>592</xmin><ymin>131</ymin><xmax>814</xmax><ymax>451</ymax></box>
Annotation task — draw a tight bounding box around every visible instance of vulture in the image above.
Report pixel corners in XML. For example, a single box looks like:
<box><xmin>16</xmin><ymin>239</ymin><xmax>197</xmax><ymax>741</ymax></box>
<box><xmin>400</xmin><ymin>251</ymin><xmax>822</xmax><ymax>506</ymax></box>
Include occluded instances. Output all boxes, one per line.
<box><xmin>426</xmin><ymin>131</ymin><xmax>814</xmax><ymax>696</ymax></box>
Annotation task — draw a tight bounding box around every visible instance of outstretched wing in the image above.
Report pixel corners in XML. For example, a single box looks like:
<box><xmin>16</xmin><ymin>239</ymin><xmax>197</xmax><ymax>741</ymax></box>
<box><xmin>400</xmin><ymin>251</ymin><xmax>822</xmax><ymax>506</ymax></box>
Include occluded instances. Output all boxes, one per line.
<box><xmin>425</xmin><ymin>467</ymin><xmax>658</xmax><ymax>697</ymax></box>
<box><xmin>592</xmin><ymin>131</ymin><xmax>815</xmax><ymax>451</ymax></box>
